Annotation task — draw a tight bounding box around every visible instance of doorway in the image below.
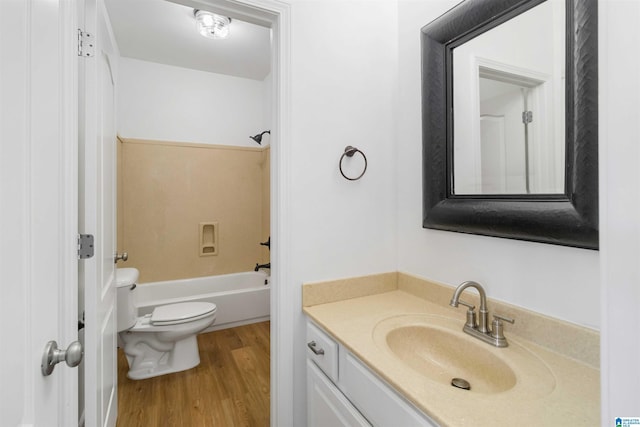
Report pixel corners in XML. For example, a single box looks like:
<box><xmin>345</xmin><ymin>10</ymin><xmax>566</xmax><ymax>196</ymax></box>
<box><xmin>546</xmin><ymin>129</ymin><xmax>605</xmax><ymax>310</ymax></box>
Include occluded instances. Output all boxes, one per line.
<box><xmin>101</xmin><ymin>1</ymin><xmax>281</xmax><ymax>424</ymax></box>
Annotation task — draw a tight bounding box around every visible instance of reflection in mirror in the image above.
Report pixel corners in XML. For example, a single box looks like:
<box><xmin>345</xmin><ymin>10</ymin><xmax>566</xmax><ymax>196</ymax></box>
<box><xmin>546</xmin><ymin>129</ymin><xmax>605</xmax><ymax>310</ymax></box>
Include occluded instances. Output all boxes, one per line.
<box><xmin>453</xmin><ymin>0</ymin><xmax>565</xmax><ymax>195</ymax></box>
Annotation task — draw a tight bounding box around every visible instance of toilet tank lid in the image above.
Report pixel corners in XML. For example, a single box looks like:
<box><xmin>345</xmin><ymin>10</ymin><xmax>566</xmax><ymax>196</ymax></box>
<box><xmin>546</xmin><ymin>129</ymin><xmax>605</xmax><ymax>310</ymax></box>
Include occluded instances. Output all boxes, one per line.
<box><xmin>116</xmin><ymin>268</ymin><xmax>139</xmax><ymax>287</ymax></box>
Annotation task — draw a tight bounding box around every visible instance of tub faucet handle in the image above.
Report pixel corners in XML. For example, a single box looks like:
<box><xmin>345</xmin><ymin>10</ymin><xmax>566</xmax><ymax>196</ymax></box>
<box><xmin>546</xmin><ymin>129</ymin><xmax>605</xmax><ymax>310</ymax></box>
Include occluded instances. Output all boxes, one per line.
<box><xmin>260</xmin><ymin>237</ymin><xmax>270</xmax><ymax>250</ymax></box>
<box><xmin>255</xmin><ymin>262</ymin><xmax>270</xmax><ymax>272</ymax></box>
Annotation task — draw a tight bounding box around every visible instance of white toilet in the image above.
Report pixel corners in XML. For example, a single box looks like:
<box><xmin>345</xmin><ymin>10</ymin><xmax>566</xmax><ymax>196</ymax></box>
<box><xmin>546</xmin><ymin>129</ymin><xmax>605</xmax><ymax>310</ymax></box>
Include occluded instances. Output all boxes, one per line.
<box><xmin>116</xmin><ymin>268</ymin><xmax>217</xmax><ymax>380</ymax></box>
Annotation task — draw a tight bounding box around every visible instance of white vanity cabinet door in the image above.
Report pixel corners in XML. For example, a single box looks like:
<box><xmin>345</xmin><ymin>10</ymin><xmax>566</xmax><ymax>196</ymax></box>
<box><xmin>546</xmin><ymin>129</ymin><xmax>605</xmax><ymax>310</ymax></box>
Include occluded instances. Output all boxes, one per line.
<box><xmin>341</xmin><ymin>353</ymin><xmax>439</xmax><ymax>427</ymax></box>
<box><xmin>307</xmin><ymin>360</ymin><xmax>372</xmax><ymax>427</ymax></box>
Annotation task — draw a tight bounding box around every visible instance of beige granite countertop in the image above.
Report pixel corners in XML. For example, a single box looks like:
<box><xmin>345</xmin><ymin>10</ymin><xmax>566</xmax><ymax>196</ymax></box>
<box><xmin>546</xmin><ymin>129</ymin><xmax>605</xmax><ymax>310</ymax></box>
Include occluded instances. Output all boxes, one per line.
<box><xmin>302</xmin><ymin>272</ymin><xmax>600</xmax><ymax>427</ymax></box>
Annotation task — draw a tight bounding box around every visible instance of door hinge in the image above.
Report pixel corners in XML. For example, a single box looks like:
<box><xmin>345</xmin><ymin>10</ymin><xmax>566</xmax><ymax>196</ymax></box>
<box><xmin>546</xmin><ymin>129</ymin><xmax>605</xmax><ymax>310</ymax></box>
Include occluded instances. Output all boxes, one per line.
<box><xmin>78</xmin><ymin>234</ymin><xmax>95</xmax><ymax>259</ymax></box>
<box><xmin>522</xmin><ymin>110</ymin><xmax>533</xmax><ymax>124</ymax></box>
<box><xmin>77</xmin><ymin>29</ymin><xmax>95</xmax><ymax>57</ymax></box>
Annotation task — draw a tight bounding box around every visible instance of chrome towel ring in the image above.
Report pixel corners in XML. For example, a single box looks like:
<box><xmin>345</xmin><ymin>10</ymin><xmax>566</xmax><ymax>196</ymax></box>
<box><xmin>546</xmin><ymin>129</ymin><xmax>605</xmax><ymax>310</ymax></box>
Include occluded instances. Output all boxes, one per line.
<box><xmin>339</xmin><ymin>146</ymin><xmax>367</xmax><ymax>181</ymax></box>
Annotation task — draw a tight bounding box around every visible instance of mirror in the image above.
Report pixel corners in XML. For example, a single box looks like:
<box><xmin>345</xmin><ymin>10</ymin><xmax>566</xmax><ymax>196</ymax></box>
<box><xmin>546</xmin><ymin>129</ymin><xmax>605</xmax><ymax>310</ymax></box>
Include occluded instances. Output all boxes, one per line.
<box><xmin>421</xmin><ymin>0</ymin><xmax>598</xmax><ymax>249</ymax></box>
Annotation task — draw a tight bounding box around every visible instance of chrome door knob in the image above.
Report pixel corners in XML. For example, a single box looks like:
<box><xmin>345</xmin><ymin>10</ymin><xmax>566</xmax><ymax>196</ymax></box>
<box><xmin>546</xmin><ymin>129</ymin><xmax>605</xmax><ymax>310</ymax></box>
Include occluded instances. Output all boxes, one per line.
<box><xmin>114</xmin><ymin>252</ymin><xmax>128</xmax><ymax>263</ymax></box>
<box><xmin>41</xmin><ymin>340</ymin><xmax>84</xmax><ymax>376</ymax></box>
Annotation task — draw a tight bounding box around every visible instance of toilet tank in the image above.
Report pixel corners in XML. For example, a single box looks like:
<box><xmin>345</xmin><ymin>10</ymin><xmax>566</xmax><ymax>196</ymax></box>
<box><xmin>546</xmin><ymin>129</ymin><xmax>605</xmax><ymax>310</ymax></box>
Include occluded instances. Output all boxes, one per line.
<box><xmin>116</xmin><ymin>268</ymin><xmax>139</xmax><ymax>331</ymax></box>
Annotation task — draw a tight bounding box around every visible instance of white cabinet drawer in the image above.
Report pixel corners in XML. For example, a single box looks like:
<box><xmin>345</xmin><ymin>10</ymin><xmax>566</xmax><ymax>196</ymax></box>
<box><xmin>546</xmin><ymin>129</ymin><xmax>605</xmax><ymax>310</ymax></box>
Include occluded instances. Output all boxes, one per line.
<box><xmin>306</xmin><ymin>321</ymin><xmax>339</xmax><ymax>383</ymax></box>
<box><xmin>341</xmin><ymin>352</ymin><xmax>439</xmax><ymax>427</ymax></box>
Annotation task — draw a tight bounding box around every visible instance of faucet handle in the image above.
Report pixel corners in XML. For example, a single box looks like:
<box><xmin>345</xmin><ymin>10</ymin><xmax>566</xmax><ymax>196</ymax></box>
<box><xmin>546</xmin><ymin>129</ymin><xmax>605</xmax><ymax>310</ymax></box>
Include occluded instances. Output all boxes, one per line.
<box><xmin>493</xmin><ymin>313</ymin><xmax>515</xmax><ymax>324</ymax></box>
<box><xmin>457</xmin><ymin>299</ymin><xmax>475</xmax><ymax>310</ymax></box>
<box><xmin>491</xmin><ymin>313</ymin><xmax>515</xmax><ymax>342</ymax></box>
<box><xmin>457</xmin><ymin>299</ymin><xmax>477</xmax><ymax>329</ymax></box>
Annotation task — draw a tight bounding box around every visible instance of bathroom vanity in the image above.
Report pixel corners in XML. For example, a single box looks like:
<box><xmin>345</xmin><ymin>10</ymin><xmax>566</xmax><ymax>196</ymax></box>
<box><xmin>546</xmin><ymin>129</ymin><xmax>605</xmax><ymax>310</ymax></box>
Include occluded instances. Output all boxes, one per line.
<box><xmin>303</xmin><ymin>273</ymin><xmax>600</xmax><ymax>426</ymax></box>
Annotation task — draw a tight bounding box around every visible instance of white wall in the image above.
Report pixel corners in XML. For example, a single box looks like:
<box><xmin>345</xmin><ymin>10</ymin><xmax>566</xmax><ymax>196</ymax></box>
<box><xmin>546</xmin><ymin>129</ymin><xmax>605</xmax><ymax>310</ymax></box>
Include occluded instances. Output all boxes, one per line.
<box><xmin>287</xmin><ymin>1</ymin><xmax>399</xmax><ymax>424</ymax></box>
<box><xmin>599</xmin><ymin>0</ymin><xmax>640</xmax><ymax>421</ymax></box>
<box><xmin>396</xmin><ymin>0</ymin><xmax>600</xmax><ymax>330</ymax></box>
<box><xmin>289</xmin><ymin>2</ymin><xmax>398</xmax><ymax>277</ymax></box>
<box><xmin>117</xmin><ymin>57</ymin><xmax>268</xmax><ymax>147</ymax></box>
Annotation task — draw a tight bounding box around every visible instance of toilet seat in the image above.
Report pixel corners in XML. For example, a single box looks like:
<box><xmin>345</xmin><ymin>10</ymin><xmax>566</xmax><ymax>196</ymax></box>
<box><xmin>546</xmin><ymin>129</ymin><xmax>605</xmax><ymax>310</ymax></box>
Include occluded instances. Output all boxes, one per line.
<box><xmin>151</xmin><ymin>301</ymin><xmax>217</xmax><ymax>326</ymax></box>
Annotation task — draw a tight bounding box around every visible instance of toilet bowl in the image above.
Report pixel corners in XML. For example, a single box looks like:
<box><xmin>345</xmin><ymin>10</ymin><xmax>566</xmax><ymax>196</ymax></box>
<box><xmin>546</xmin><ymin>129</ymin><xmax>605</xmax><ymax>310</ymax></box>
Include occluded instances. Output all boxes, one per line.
<box><xmin>116</xmin><ymin>268</ymin><xmax>217</xmax><ymax>380</ymax></box>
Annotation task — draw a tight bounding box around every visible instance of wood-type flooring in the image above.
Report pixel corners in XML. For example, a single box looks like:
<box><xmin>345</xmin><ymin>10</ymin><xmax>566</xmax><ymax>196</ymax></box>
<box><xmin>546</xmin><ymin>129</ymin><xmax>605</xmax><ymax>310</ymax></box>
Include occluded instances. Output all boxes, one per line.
<box><xmin>116</xmin><ymin>321</ymin><xmax>270</xmax><ymax>427</ymax></box>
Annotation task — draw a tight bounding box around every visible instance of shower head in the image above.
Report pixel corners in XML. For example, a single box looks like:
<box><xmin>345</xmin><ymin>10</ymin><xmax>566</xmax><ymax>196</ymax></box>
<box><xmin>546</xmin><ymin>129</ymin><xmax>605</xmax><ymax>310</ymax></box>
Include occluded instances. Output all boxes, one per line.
<box><xmin>250</xmin><ymin>130</ymin><xmax>270</xmax><ymax>145</ymax></box>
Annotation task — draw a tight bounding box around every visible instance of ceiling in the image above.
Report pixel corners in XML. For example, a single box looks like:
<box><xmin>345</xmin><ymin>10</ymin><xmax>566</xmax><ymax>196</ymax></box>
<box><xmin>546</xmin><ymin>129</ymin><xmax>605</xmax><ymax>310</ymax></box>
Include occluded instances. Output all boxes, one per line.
<box><xmin>104</xmin><ymin>0</ymin><xmax>271</xmax><ymax>81</ymax></box>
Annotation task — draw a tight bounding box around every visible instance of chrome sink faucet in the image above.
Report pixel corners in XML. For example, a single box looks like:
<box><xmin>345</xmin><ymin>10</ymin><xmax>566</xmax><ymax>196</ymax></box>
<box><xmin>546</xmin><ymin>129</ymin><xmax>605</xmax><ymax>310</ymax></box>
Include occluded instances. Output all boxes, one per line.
<box><xmin>449</xmin><ymin>281</ymin><xmax>514</xmax><ymax>347</ymax></box>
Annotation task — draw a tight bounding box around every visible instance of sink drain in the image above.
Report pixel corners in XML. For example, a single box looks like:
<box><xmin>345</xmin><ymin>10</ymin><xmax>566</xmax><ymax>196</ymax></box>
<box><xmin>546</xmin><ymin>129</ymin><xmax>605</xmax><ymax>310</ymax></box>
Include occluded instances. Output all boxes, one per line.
<box><xmin>451</xmin><ymin>377</ymin><xmax>471</xmax><ymax>390</ymax></box>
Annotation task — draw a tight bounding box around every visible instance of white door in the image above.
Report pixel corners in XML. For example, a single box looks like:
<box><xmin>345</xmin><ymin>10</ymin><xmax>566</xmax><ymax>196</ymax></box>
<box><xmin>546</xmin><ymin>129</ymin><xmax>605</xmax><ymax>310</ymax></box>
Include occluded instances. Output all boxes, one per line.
<box><xmin>479</xmin><ymin>115</ymin><xmax>507</xmax><ymax>193</ymax></box>
<box><xmin>78</xmin><ymin>0</ymin><xmax>119</xmax><ymax>425</ymax></box>
<box><xmin>0</xmin><ymin>0</ymin><xmax>79</xmax><ymax>425</ymax></box>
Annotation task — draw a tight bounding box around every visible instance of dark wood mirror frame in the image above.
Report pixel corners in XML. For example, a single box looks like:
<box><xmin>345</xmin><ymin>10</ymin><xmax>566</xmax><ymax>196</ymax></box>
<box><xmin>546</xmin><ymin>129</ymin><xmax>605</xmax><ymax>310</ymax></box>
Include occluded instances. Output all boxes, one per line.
<box><xmin>421</xmin><ymin>0</ymin><xmax>598</xmax><ymax>249</ymax></box>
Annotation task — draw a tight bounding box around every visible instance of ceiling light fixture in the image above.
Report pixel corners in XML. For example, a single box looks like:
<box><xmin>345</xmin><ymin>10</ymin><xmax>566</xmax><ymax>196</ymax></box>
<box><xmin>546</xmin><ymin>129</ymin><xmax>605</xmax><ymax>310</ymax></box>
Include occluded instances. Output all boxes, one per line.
<box><xmin>194</xmin><ymin>9</ymin><xmax>231</xmax><ymax>40</ymax></box>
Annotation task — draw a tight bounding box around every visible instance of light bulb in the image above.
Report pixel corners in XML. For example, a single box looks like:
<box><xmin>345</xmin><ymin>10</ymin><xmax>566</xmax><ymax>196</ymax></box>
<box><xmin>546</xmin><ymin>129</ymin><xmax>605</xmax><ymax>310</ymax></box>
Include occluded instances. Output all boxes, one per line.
<box><xmin>194</xmin><ymin>10</ymin><xmax>231</xmax><ymax>40</ymax></box>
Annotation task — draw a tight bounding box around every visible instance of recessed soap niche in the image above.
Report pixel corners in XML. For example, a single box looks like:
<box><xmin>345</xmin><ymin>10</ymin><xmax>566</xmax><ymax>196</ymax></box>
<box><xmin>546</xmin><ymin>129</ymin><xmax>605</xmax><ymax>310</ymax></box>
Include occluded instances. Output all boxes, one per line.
<box><xmin>199</xmin><ymin>222</ymin><xmax>218</xmax><ymax>256</ymax></box>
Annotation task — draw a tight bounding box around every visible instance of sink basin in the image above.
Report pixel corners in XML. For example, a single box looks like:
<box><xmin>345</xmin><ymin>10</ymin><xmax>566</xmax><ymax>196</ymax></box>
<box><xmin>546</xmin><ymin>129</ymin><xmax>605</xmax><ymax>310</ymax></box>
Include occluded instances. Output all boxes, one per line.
<box><xmin>373</xmin><ymin>314</ymin><xmax>555</xmax><ymax>398</ymax></box>
<box><xmin>385</xmin><ymin>325</ymin><xmax>516</xmax><ymax>393</ymax></box>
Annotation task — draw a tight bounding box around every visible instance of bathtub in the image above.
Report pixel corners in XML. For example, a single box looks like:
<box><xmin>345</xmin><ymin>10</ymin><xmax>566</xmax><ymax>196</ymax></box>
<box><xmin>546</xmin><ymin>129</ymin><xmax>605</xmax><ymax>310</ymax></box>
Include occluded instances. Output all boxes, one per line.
<box><xmin>135</xmin><ymin>270</ymin><xmax>270</xmax><ymax>332</ymax></box>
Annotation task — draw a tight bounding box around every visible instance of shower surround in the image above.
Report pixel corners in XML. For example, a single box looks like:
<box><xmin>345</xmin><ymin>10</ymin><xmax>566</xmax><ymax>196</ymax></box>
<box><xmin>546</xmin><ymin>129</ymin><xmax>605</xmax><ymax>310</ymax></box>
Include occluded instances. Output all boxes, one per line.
<box><xmin>117</xmin><ymin>137</ymin><xmax>270</xmax><ymax>283</ymax></box>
